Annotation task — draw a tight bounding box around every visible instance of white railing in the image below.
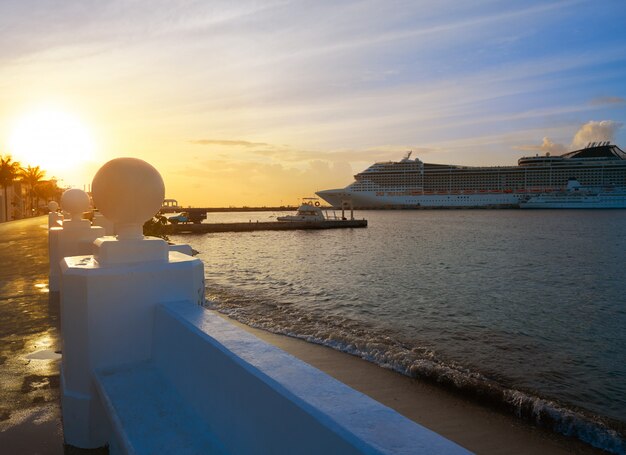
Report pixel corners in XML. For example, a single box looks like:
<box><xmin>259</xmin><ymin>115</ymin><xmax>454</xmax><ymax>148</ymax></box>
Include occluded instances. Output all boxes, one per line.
<box><xmin>54</xmin><ymin>158</ymin><xmax>470</xmax><ymax>454</ymax></box>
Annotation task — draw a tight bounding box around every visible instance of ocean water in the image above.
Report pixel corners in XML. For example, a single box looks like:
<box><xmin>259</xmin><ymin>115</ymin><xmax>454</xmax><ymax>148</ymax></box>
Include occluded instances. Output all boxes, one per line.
<box><xmin>172</xmin><ymin>209</ymin><xmax>626</xmax><ymax>453</ymax></box>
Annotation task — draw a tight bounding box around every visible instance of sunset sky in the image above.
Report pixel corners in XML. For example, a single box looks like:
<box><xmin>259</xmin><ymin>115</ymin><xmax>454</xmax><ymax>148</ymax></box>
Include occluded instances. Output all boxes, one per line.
<box><xmin>1</xmin><ymin>0</ymin><xmax>626</xmax><ymax>206</ymax></box>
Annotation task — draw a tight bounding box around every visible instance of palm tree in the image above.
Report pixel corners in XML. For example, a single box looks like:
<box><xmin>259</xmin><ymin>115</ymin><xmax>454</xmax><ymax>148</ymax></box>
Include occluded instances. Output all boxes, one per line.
<box><xmin>34</xmin><ymin>179</ymin><xmax>62</xmax><ymax>210</ymax></box>
<box><xmin>20</xmin><ymin>165</ymin><xmax>46</xmax><ymax>216</ymax></box>
<box><xmin>0</xmin><ymin>155</ymin><xmax>21</xmax><ymax>222</ymax></box>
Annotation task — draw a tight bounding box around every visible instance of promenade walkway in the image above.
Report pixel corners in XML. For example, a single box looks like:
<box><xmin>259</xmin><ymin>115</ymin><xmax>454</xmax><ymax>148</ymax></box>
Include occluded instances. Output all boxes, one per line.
<box><xmin>0</xmin><ymin>217</ymin><xmax>106</xmax><ymax>454</ymax></box>
<box><xmin>0</xmin><ymin>217</ymin><xmax>64</xmax><ymax>454</ymax></box>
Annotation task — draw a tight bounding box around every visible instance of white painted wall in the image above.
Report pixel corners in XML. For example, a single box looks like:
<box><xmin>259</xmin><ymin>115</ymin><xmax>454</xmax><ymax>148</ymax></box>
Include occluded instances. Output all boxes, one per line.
<box><xmin>48</xmin><ymin>221</ymin><xmax>104</xmax><ymax>292</ymax></box>
<box><xmin>151</xmin><ymin>301</ymin><xmax>471</xmax><ymax>455</ymax></box>
<box><xmin>60</xmin><ymin>247</ymin><xmax>204</xmax><ymax>448</ymax></box>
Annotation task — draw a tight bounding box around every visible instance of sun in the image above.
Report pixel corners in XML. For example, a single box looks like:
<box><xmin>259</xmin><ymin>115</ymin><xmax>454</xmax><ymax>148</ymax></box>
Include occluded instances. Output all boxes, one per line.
<box><xmin>8</xmin><ymin>107</ymin><xmax>96</xmax><ymax>173</ymax></box>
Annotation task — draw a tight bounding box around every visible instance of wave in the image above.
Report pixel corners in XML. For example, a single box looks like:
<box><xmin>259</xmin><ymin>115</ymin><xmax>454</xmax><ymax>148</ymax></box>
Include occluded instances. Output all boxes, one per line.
<box><xmin>205</xmin><ymin>285</ymin><xmax>626</xmax><ymax>454</ymax></box>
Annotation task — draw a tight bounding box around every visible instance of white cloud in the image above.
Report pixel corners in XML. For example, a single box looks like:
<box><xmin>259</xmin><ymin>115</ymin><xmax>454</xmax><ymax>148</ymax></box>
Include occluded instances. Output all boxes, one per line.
<box><xmin>512</xmin><ymin>120</ymin><xmax>623</xmax><ymax>161</ymax></box>
<box><xmin>571</xmin><ymin>120</ymin><xmax>623</xmax><ymax>149</ymax></box>
<box><xmin>590</xmin><ymin>96</ymin><xmax>626</xmax><ymax>106</ymax></box>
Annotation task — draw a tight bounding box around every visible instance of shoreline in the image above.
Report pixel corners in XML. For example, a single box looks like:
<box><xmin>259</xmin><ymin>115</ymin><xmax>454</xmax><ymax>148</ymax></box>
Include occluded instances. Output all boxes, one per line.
<box><xmin>215</xmin><ymin>310</ymin><xmax>606</xmax><ymax>455</ymax></box>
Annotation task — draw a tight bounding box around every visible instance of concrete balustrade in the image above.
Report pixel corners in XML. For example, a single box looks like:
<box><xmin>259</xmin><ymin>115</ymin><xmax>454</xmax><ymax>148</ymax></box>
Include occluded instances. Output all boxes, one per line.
<box><xmin>150</xmin><ymin>301</ymin><xmax>469</xmax><ymax>454</ymax></box>
<box><xmin>92</xmin><ymin>211</ymin><xmax>115</xmax><ymax>235</ymax></box>
<box><xmin>47</xmin><ymin>200</ymin><xmax>63</xmax><ymax>229</ymax></box>
<box><xmin>49</xmin><ymin>189</ymin><xmax>105</xmax><ymax>292</ymax></box>
<box><xmin>56</xmin><ymin>157</ymin><xmax>470</xmax><ymax>454</ymax></box>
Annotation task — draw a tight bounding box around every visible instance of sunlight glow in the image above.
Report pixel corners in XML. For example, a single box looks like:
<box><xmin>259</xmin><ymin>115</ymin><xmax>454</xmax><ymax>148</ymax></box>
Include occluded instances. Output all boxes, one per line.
<box><xmin>8</xmin><ymin>107</ymin><xmax>96</xmax><ymax>172</ymax></box>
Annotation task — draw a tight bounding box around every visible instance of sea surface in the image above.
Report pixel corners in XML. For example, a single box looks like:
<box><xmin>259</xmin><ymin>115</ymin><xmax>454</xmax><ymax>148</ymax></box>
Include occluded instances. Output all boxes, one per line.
<box><xmin>172</xmin><ymin>209</ymin><xmax>626</xmax><ymax>453</ymax></box>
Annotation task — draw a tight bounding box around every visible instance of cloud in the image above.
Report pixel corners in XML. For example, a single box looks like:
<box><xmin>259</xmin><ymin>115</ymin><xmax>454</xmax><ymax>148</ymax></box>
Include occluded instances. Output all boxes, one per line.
<box><xmin>571</xmin><ymin>120</ymin><xmax>623</xmax><ymax>149</ymax></box>
<box><xmin>189</xmin><ymin>139</ymin><xmax>268</xmax><ymax>147</ymax></box>
<box><xmin>514</xmin><ymin>120</ymin><xmax>623</xmax><ymax>156</ymax></box>
<box><xmin>270</xmin><ymin>1</ymin><xmax>580</xmax><ymax>66</ymax></box>
<box><xmin>172</xmin><ymin>157</ymin><xmax>354</xmax><ymax>206</ymax></box>
<box><xmin>183</xmin><ymin>142</ymin><xmax>431</xmax><ymax>168</ymax></box>
<box><xmin>590</xmin><ymin>96</ymin><xmax>626</xmax><ymax>106</ymax></box>
<box><xmin>248</xmin><ymin>146</ymin><xmax>440</xmax><ymax>164</ymax></box>
<box><xmin>514</xmin><ymin>137</ymin><xmax>567</xmax><ymax>155</ymax></box>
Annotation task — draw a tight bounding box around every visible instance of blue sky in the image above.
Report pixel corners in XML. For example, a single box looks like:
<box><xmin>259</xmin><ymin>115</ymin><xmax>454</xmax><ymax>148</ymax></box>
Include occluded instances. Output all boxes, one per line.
<box><xmin>1</xmin><ymin>0</ymin><xmax>625</xmax><ymax>204</ymax></box>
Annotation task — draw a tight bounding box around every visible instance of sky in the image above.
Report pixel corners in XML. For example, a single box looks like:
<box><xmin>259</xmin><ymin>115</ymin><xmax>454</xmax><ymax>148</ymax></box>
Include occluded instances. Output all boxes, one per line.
<box><xmin>1</xmin><ymin>0</ymin><xmax>626</xmax><ymax>206</ymax></box>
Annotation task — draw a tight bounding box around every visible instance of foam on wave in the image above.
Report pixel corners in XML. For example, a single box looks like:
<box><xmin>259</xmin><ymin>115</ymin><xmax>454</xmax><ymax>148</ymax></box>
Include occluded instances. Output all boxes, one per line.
<box><xmin>205</xmin><ymin>286</ymin><xmax>626</xmax><ymax>454</ymax></box>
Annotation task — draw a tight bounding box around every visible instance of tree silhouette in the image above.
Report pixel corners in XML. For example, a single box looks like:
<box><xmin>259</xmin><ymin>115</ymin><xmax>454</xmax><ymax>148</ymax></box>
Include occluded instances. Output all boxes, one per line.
<box><xmin>0</xmin><ymin>155</ymin><xmax>21</xmax><ymax>221</ymax></box>
<box><xmin>35</xmin><ymin>179</ymin><xmax>62</xmax><ymax>208</ymax></box>
<box><xmin>20</xmin><ymin>165</ymin><xmax>46</xmax><ymax>216</ymax></box>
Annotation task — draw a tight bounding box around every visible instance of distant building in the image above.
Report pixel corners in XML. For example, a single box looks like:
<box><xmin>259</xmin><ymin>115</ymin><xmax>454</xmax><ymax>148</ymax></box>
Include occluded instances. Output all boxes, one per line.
<box><xmin>0</xmin><ymin>181</ymin><xmax>26</xmax><ymax>222</ymax></box>
<box><xmin>0</xmin><ymin>179</ymin><xmax>62</xmax><ymax>222</ymax></box>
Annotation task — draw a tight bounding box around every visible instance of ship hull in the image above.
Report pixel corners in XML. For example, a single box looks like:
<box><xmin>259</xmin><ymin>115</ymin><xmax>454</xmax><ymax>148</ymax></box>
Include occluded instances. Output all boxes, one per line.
<box><xmin>316</xmin><ymin>189</ymin><xmax>522</xmax><ymax>209</ymax></box>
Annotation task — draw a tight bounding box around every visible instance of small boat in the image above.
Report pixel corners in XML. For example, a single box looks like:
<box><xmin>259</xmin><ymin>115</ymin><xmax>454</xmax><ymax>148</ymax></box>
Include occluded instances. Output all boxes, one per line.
<box><xmin>277</xmin><ymin>202</ymin><xmax>326</xmax><ymax>222</ymax></box>
<box><xmin>520</xmin><ymin>179</ymin><xmax>626</xmax><ymax>209</ymax></box>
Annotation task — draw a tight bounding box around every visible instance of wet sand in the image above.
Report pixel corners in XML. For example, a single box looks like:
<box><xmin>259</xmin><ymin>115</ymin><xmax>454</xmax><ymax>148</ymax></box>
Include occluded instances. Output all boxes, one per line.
<box><xmin>220</xmin><ymin>313</ymin><xmax>606</xmax><ymax>455</ymax></box>
<box><xmin>0</xmin><ymin>216</ymin><xmax>606</xmax><ymax>454</ymax></box>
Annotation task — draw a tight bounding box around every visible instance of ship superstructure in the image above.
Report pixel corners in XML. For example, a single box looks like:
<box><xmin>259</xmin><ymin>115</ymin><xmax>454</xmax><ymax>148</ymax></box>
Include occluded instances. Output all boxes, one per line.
<box><xmin>316</xmin><ymin>143</ymin><xmax>626</xmax><ymax>208</ymax></box>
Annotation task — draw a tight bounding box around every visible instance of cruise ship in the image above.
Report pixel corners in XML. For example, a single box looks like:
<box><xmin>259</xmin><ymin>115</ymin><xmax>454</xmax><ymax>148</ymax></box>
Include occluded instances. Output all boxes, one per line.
<box><xmin>316</xmin><ymin>142</ymin><xmax>626</xmax><ymax>209</ymax></box>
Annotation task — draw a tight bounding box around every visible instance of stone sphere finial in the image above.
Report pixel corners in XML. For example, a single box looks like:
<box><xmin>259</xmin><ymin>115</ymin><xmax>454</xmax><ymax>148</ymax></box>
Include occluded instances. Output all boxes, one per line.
<box><xmin>48</xmin><ymin>200</ymin><xmax>59</xmax><ymax>212</ymax></box>
<box><xmin>61</xmin><ymin>189</ymin><xmax>91</xmax><ymax>221</ymax></box>
<box><xmin>91</xmin><ymin>157</ymin><xmax>165</xmax><ymax>240</ymax></box>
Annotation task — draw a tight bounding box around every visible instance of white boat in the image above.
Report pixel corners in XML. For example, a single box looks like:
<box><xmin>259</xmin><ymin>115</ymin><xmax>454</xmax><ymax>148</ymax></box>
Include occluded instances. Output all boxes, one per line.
<box><xmin>277</xmin><ymin>202</ymin><xmax>326</xmax><ymax>222</ymax></box>
<box><xmin>316</xmin><ymin>143</ymin><xmax>626</xmax><ymax>209</ymax></box>
<box><xmin>520</xmin><ymin>179</ymin><xmax>626</xmax><ymax>209</ymax></box>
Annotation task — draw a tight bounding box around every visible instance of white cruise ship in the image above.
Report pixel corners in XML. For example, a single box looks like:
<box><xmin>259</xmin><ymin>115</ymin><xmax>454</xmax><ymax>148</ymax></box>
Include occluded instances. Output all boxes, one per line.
<box><xmin>316</xmin><ymin>142</ymin><xmax>626</xmax><ymax>209</ymax></box>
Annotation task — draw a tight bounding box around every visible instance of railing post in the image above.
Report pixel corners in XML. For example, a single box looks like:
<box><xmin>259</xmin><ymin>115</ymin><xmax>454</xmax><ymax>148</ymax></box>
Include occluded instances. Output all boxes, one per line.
<box><xmin>48</xmin><ymin>189</ymin><xmax>104</xmax><ymax>293</ymax></box>
<box><xmin>47</xmin><ymin>200</ymin><xmax>63</xmax><ymax>229</ymax></box>
<box><xmin>59</xmin><ymin>157</ymin><xmax>204</xmax><ymax>448</ymax></box>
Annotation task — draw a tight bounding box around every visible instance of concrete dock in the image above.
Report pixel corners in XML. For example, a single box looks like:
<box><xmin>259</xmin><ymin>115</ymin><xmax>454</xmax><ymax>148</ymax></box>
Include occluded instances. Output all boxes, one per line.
<box><xmin>165</xmin><ymin>219</ymin><xmax>367</xmax><ymax>234</ymax></box>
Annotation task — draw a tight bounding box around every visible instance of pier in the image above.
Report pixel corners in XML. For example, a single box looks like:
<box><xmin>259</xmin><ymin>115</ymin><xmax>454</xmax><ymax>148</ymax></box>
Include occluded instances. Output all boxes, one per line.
<box><xmin>164</xmin><ymin>218</ymin><xmax>367</xmax><ymax>234</ymax></box>
<box><xmin>161</xmin><ymin>205</ymin><xmax>298</xmax><ymax>214</ymax></box>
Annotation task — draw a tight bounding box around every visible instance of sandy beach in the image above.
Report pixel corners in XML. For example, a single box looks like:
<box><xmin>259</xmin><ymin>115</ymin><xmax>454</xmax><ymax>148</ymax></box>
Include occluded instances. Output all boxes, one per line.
<box><xmin>0</xmin><ymin>216</ymin><xmax>606</xmax><ymax>454</ymax></box>
<box><xmin>219</xmin><ymin>313</ymin><xmax>605</xmax><ymax>455</ymax></box>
